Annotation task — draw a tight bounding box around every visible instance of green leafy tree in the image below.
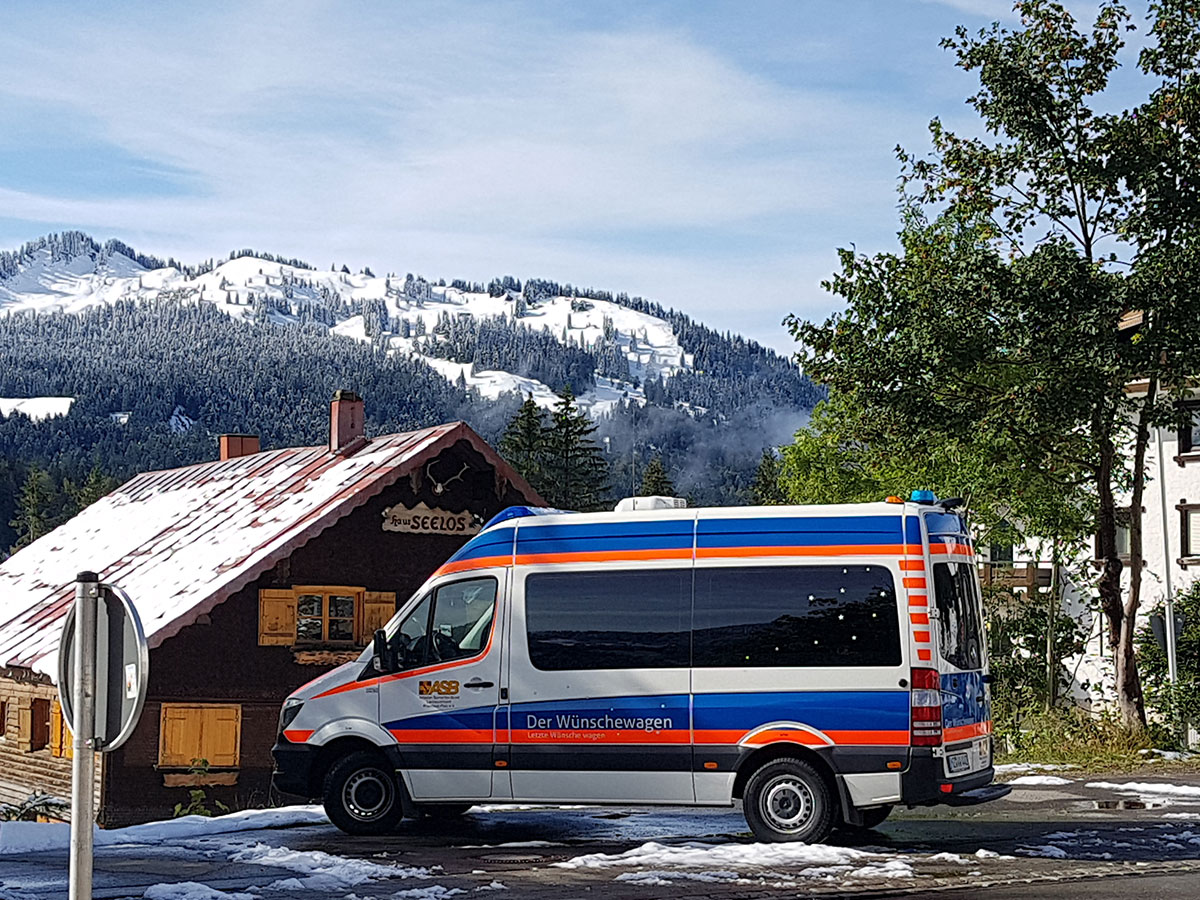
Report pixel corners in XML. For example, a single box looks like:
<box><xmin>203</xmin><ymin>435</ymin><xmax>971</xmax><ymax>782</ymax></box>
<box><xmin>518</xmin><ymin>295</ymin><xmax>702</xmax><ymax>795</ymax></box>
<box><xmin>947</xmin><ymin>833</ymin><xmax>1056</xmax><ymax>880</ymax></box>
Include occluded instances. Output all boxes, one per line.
<box><xmin>543</xmin><ymin>387</ymin><xmax>609</xmax><ymax>511</ymax></box>
<box><xmin>498</xmin><ymin>396</ymin><xmax>550</xmax><ymax>500</ymax></box>
<box><xmin>638</xmin><ymin>454</ymin><xmax>675</xmax><ymax>497</ymax></box>
<box><xmin>787</xmin><ymin>0</ymin><xmax>1200</xmax><ymax>729</ymax></box>
<box><xmin>1138</xmin><ymin>583</ymin><xmax>1200</xmax><ymax>738</ymax></box>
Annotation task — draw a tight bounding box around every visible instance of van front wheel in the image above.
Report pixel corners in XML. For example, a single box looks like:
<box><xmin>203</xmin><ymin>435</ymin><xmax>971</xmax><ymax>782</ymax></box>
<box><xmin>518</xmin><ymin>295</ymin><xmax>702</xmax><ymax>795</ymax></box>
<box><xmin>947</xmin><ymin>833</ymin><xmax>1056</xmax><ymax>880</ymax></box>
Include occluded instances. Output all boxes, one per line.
<box><xmin>323</xmin><ymin>750</ymin><xmax>404</xmax><ymax>835</ymax></box>
<box><xmin>743</xmin><ymin>757</ymin><xmax>834</xmax><ymax>843</ymax></box>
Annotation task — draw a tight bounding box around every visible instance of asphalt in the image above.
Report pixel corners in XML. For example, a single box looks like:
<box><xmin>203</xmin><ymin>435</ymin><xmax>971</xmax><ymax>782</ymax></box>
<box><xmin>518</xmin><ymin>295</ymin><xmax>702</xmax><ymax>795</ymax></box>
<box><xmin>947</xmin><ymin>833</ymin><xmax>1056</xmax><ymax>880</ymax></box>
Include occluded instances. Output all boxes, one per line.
<box><xmin>3</xmin><ymin>769</ymin><xmax>1200</xmax><ymax>899</ymax></box>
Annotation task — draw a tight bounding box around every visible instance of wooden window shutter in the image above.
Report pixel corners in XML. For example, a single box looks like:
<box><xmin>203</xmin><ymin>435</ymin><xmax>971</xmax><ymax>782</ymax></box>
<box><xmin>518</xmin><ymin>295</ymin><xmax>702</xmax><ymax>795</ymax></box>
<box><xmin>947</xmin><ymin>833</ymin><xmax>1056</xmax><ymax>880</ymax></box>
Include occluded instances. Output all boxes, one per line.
<box><xmin>258</xmin><ymin>588</ymin><xmax>297</xmax><ymax>646</ymax></box>
<box><xmin>50</xmin><ymin>699</ymin><xmax>63</xmax><ymax>758</ymax></box>
<box><xmin>16</xmin><ymin>698</ymin><xmax>32</xmax><ymax>749</ymax></box>
<box><xmin>359</xmin><ymin>592</ymin><xmax>397</xmax><ymax>644</ymax></box>
<box><xmin>160</xmin><ymin>704</ymin><xmax>241</xmax><ymax>768</ymax></box>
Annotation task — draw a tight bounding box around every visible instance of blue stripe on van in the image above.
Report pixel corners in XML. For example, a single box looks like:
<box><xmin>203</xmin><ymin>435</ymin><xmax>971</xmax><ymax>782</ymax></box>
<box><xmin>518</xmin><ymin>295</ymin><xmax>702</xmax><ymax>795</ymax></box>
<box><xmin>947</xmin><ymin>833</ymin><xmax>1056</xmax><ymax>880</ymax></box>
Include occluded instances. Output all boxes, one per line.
<box><xmin>697</xmin><ymin>516</ymin><xmax>905</xmax><ymax>548</ymax></box>
<box><xmin>693</xmin><ymin>690</ymin><xmax>910</xmax><ymax>733</ymax></box>
<box><xmin>516</xmin><ymin>520</ymin><xmax>694</xmax><ymax>556</ymax></box>
<box><xmin>446</xmin><ymin>528</ymin><xmax>516</xmax><ymax>563</ymax></box>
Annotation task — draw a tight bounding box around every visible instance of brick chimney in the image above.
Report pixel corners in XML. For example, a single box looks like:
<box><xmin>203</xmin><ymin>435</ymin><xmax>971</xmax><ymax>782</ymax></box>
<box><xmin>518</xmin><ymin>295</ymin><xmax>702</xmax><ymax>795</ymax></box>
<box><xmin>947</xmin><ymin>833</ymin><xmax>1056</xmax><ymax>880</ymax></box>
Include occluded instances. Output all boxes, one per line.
<box><xmin>330</xmin><ymin>390</ymin><xmax>365</xmax><ymax>454</ymax></box>
<box><xmin>218</xmin><ymin>434</ymin><xmax>260</xmax><ymax>461</ymax></box>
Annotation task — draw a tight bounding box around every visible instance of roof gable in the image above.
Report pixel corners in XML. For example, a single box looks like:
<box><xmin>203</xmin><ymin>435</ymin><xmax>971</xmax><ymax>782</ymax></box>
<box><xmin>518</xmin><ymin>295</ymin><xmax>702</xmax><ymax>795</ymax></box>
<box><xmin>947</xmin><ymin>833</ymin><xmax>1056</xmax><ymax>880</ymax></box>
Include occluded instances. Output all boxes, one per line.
<box><xmin>0</xmin><ymin>421</ymin><xmax>538</xmax><ymax>678</ymax></box>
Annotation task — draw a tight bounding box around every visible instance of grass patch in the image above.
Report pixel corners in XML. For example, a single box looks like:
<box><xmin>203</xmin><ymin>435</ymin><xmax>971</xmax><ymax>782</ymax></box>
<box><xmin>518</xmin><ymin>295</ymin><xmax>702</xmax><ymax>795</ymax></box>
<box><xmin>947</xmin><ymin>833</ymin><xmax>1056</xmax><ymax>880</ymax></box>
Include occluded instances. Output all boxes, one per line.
<box><xmin>996</xmin><ymin>707</ymin><xmax>1162</xmax><ymax>771</ymax></box>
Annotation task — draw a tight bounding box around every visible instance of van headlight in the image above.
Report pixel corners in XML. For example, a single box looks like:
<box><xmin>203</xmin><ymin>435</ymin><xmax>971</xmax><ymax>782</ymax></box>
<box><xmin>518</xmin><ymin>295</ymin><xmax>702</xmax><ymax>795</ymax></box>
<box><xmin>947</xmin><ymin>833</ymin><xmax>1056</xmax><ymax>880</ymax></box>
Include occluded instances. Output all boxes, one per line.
<box><xmin>279</xmin><ymin>698</ymin><xmax>304</xmax><ymax>734</ymax></box>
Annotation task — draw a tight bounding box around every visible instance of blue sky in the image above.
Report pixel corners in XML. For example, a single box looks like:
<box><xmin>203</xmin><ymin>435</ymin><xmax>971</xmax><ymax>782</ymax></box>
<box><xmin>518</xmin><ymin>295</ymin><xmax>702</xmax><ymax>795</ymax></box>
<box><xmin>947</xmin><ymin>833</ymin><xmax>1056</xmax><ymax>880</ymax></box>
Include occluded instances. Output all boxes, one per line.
<box><xmin>0</xmin><ymin>0</ymin><xmax>1150</xmax><ymax>351</ymax></box>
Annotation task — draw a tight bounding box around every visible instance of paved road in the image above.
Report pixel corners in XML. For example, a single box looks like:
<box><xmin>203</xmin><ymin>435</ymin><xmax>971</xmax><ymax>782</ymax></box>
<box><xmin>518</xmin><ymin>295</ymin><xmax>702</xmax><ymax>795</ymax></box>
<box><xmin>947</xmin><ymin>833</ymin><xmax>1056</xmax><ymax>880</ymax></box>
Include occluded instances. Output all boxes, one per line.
<box><xmin>3</xmin><ymin>771</ymin><xmax>1200</xmax><ymax>898</ymax></box>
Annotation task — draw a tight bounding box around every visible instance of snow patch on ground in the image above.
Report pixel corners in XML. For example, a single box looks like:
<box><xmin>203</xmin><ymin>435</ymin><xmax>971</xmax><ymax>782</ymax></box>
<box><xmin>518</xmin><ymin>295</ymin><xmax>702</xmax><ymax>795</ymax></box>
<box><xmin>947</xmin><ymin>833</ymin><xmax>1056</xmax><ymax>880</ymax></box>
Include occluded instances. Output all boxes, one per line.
<box><xmin>229</xmin><ymin>842</ymin><xmax>427</xmax><ymax>888</ymax></box>
<box><xmin>554</xmin><ymin>840</ymin><xmax>917</xmax><ymax>882</ymax></box>
<box><xmin>0</xmin><ymin>396</ymin><xmax>75</xmax><ymax>422</ymax></box>
<box><xmin>994</xmin><ymin>763</ymin><xmax>1078</xmax><ymax>774</ymax></box>
<box><xmin>143</xmin><ymin>883</ymin><xmax>255</xmax><ymax>900</ymax></box>
<box><xmin>1086</xmin><ymin>781</ymin><xmax>1200</xmax><ymax>798</ymax></box>
<box><xmin>389</xmin><ymin>887</ymin><xmax>465</xmax><ymax>900</ymax></box>
<box><xmin>1007</xmin><ymin>775</ymin><xmax>1075</xmax><ymax>786</ymax></box>
<box><xmin>0</xmin><ymin>806</ymin><xmax>328</xmax><ymax>856</ymax></box>
<box><xmin>1017</xmin><ymin>845</ymin><xmax>1069</xmax><ymax>859</ymax></box>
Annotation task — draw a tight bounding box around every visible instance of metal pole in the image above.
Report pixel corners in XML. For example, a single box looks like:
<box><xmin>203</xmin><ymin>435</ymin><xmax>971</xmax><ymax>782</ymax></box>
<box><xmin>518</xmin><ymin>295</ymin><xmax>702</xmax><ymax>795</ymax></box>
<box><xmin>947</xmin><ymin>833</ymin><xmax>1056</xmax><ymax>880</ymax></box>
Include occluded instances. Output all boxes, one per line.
<box><xmin>1155</xmin><ymin>427</ymin><xmax>1179</xmax><ymax>686</ymax></box>
<box><xmin>69</xmin><ymin>572</ymin><xmax>99</xmax><ymax>900</ymax></box>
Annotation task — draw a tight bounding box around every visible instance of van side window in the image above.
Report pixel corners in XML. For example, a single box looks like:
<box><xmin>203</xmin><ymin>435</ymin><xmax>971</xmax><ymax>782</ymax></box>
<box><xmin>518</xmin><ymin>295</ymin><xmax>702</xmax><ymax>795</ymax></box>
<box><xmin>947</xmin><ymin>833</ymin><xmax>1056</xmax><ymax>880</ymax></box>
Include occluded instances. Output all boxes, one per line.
<box><xmin>525</xmin><ymin>570</ymin><xmax>691</xmax><ymax>670</ymax></box>
<box><xmin>693</xmin><ymin>565</ymin><xmax>901</xmax><ymax>668</ymax></box>
<box><xmin>932</xmin><ymin>562</ymin><xmax>983</xmax><ymax>670</ymax></box>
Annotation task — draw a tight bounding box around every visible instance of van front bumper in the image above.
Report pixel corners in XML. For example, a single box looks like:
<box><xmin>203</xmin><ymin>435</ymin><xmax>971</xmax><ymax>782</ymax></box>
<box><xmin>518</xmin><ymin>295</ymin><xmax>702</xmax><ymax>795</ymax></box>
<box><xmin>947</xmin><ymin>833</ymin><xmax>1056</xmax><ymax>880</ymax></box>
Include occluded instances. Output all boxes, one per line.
<box><xmin>271</xmin><ymin>737</ymin><xmax>319</xmax><ymax>799</ymax></box>
<box><xmin>901</xmin><ymin>749</ymin><xmax>1008</xmax><ymax>807</ymax></box>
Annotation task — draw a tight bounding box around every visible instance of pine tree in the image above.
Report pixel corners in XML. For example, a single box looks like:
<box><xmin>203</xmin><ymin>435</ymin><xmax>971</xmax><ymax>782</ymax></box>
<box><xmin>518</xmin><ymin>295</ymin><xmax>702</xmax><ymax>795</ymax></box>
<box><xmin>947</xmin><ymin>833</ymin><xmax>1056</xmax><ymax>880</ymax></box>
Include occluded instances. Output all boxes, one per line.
<box><xmin>751</xmin><ymin>448</ymin><xmax>785</xmax><ymax>506</ymax></box>
<box><xmin>64</xmin><ymin>465</ymin><xmax>119</xmax><ymax>513</ymax></box>
<box><xmin>639</xmin><ymin>454</ymin><xmax>674</xmax><ymax>497</ymax></box>
<box><xmin>10</xmin><ymin>466</ymin><xmax>60</xmax><ymax>550</ymax></box>
<box><xmin>499</xmin><ymin>396</ymin><xmax>550</xmax><ymax>499</ymax></box>
<box><xmin>543</xmin><ymin>387</ymin><xmax>609</xmax><ymax>511</ymax></box>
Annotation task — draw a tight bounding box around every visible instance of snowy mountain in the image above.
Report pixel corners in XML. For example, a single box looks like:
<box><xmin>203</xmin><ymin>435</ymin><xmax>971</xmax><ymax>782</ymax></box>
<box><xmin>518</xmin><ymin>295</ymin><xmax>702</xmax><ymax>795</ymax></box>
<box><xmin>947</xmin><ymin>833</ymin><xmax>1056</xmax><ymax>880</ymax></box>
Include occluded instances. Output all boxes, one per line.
<box><xmin>0</xmin><ymin>232</ymin><xmax>820</xmax><ymax>529</ymax></box>
<box><xmin>0</xmin><ymin>233</ymin><xmax>725</xmax><ymax>417</ymax></box>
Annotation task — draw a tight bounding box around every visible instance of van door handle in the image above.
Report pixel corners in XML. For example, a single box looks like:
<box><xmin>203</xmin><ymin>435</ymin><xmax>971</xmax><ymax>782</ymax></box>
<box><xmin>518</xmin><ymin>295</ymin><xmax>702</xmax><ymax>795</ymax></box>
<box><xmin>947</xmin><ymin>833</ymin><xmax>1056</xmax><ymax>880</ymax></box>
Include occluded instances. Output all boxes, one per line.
<box><xmin>464</xmin><ymin>680</ymin><xmax>494</xmax><ymax>689</ymax></box>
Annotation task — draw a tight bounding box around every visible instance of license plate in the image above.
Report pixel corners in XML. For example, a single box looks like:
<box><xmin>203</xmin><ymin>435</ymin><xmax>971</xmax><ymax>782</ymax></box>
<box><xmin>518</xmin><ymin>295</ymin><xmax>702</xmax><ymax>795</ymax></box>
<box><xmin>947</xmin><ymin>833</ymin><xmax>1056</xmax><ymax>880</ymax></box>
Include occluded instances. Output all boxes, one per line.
<box><xmin>947</xmin><ymin>752</ymin><xmax>970</xmax><ymax>773</ymax></box>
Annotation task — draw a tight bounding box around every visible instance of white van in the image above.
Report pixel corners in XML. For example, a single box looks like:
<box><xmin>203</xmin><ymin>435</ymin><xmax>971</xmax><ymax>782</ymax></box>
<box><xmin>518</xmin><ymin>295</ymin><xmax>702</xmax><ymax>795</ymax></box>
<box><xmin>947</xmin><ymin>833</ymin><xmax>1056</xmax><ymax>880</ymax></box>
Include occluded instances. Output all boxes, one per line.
<box><xmin>272</xmin><ymin>493</ymin><xmax>1008</xmax><ymax>843</ymax></box>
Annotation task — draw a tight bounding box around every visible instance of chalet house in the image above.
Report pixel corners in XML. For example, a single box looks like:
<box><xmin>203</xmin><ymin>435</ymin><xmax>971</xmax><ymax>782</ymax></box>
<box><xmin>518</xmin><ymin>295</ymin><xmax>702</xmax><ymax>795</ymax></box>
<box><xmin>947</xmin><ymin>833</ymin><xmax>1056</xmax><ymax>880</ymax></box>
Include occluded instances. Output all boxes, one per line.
<box><xmin>0</xmin><ymin>391</ymin><xmax>541</xmax><ymax>825</ymax></box>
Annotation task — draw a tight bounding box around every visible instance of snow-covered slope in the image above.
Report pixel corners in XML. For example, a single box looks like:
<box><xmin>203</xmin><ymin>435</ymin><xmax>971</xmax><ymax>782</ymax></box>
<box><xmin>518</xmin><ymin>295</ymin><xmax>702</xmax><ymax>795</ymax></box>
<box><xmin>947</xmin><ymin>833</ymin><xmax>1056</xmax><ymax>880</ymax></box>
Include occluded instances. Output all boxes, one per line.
<box><xmin>0</xmin><ymin>238</ymin><xmax>689</xmax><ymax>415</ymax></box>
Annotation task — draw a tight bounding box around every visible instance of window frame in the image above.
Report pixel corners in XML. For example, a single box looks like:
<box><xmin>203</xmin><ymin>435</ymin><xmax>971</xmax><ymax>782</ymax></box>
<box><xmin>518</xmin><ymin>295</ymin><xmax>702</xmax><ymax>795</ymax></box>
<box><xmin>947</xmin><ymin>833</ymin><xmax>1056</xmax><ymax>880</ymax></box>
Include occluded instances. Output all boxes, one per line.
<box><xmin>1179</xmin><ymin>501</ymin><xmax>1200</xmax><ymax>566</ymax></box>
<box><xmin>1093</xmin><ymin>505</ymin><xmax>1133</xmax><ymax>565</ymax></box>
<box><xmin>1175</xmin><ymin>402</ymin><xmax>1200</xmax><ymax>464</ymax></box>
<box><xmin>293</xmin><ymin>585</ymin><xmax>364</xmax><ymax>646</ymax></box>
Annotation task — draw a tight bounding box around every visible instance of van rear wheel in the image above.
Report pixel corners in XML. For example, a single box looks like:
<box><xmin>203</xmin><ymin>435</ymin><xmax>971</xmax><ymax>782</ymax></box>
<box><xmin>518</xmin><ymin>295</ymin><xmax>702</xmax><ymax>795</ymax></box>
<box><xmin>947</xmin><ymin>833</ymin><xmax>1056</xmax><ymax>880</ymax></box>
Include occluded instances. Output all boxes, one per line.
<box><xmin>323</xmin><ymin>750</ymin><xmax>404</xmax><ymax>835</ymax></box>
<box><xmin>743</xmin><ymin>757</ymin><xmax>834</xmax><ymax>843</ymax></box>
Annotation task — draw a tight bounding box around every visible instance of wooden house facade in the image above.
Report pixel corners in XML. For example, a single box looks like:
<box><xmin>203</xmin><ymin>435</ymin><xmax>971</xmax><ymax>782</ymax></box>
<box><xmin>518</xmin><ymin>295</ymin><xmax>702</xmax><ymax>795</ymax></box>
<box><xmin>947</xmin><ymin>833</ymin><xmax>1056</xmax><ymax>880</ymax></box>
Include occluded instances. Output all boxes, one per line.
<box><xmin>0</xmin><ymin>392</ymin><xmax>541</xmax><ymax>826</ymax></box>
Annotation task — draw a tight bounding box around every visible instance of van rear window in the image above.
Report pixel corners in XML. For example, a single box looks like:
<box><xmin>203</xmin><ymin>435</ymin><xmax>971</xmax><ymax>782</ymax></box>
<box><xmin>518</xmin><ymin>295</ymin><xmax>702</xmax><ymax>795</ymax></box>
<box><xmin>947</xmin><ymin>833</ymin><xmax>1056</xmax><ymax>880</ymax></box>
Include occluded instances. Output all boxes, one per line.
<box><xmin>932</xmin><ymin>562</ymin><xmax>984</xmax><ymax>670</ymax></box>
<box><xmin>693</xmin><ymin>565</ymin><xmax>901</xmax><ymax>668</ymax></box>
<box><xmin>525</xmin><ymin>570</ymin><xmax>691</xmax><ymax>670</ymax></box>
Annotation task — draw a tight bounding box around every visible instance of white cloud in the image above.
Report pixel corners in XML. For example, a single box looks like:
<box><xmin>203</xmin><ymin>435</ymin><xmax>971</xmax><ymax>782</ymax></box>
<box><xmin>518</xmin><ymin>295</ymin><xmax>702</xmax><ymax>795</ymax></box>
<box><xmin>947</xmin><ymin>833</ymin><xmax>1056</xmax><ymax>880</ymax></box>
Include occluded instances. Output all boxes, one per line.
<box><xmin>0</xmin><ymin>2</ymin><xmax>949</xmax><ymax>348</ymax></box>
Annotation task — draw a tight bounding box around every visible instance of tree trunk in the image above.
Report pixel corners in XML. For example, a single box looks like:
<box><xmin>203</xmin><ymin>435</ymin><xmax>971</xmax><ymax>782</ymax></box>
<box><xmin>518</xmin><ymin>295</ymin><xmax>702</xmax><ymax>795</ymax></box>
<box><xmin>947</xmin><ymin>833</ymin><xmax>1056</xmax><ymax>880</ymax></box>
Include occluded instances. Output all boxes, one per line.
<box><xmin>1118</xmin><ymin>380</ymin><xmax>1155</xmax><ymax>731</ymax></box>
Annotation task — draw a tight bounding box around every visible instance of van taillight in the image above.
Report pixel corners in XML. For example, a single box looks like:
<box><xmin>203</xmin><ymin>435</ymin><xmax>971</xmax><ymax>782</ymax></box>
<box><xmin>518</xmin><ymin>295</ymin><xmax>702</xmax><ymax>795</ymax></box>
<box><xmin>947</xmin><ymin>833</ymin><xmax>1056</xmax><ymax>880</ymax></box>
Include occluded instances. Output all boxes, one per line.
<box><xmin>910</xmin><ymin>667</ymin><xmax>943</xmax><ymax>746</ymax></box>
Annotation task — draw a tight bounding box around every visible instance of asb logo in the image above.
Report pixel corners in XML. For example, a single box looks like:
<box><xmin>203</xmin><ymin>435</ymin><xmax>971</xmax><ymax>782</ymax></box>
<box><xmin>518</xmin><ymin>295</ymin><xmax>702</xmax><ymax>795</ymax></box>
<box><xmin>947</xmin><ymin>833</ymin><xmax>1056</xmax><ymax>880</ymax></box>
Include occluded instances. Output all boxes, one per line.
<box><xmin>419</xmin><ymin>680</ymin><xmax>460</xmax><ymax>696</ymax></box>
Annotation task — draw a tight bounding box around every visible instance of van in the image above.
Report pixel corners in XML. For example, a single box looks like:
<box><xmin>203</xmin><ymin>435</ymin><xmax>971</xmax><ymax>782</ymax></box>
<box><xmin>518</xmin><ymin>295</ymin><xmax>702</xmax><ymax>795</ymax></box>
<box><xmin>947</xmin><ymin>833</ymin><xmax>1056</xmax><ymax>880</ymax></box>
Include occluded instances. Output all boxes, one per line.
<box><xmin>271</xmin><ymin>493</ymin><xmax>1009</xmax><ymax>843</ymax></box>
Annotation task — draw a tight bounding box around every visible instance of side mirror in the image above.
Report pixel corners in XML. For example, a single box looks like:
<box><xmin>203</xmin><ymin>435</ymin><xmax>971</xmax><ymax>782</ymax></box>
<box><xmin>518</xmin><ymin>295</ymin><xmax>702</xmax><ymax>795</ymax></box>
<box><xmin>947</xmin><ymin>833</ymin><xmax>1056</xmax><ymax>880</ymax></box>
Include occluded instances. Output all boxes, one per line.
<box><xmin>372</xmin><ymin>628</ymin><xmax>395</xmax><ymax>673</ymax></box>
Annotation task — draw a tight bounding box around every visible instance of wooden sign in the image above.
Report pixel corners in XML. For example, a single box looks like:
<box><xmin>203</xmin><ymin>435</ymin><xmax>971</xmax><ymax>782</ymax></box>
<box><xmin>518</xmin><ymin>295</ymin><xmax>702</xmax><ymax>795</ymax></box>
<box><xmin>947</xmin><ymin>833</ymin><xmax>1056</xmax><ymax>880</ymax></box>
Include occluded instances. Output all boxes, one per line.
<box><xmin>382</xmin><ymin>502</ymin><xmax>480</xmax><ymax>535</ymax></box>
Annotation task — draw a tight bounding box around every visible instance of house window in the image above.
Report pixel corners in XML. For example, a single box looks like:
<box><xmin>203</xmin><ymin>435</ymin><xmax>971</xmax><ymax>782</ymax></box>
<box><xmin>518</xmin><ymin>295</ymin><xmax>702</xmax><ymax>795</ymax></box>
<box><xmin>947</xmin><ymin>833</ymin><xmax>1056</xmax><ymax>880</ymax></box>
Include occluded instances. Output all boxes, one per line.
<box><xmin>258</xmin><ymin>587</ymin><xmax>396</xmax><ymax>647</ymax></box>
<box><xmin>0</xmin><ymin>699</ymin><xmax>7</xmax><ymax>739</ymax></box>
<box><xmin>159</xmin><ymin>704</ymin><xmax>241</xmax><ymax>768</ymax></box>
<box><xmin>1180</xmin><ymin>503</ymin><xmax>1200</xmax><ymax>563</ymax></box>
<box><xmin>30</xmin><ymin>698</ymin><xmax>51</xmax><ymax>752</ymax></box>
<box><xmin>1178</xmin><ymin>404</ymin><xmax>1200</xmax><ymax>458</ymax></box>
<box><xmin>1095</xmin><ymin>506</ymin><xmax>1132</xmax><ymax>564</ymax></box>
<box><xmin>296</xmin><ymin>589</ymin><xmax>357</xmax><ymax>643</ymax></box>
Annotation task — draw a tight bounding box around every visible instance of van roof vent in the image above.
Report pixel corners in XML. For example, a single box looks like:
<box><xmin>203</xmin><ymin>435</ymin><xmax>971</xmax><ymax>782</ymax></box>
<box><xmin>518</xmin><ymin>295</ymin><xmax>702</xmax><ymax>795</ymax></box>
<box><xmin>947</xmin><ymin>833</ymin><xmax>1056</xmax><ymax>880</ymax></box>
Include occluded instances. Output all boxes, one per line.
<box><xmin>614</xmin><ymin>496</ymin><xmax>688</xmax><ymax>512</ymax></box>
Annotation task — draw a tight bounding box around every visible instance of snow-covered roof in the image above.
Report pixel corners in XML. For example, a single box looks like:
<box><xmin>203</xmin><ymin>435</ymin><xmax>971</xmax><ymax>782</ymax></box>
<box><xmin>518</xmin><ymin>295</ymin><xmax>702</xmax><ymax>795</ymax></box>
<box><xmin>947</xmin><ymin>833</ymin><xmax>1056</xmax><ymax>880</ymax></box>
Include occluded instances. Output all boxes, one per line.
<box><xmin>0</xmin><ymin>421</ymin><xmax>537</xmax><ymax>679</ymax></box>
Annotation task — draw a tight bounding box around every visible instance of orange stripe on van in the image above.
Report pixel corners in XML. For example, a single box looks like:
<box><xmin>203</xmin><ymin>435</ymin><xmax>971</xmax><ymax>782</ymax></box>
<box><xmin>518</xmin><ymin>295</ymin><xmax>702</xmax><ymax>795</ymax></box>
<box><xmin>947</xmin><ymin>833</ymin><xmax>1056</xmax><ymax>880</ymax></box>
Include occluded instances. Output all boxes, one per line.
<box><xmin>696</xmin><ymin>544</ymin><xmax>910</xmax><ymax>559</ymax></box>
<box><xmin>434</xmin><ymin>555</ymin><xmax>512</xmax><ymax>577</ymax></box>
<box><xmin>389</xmin><ymin>729</ymin><xmax>494</xmax><ymax>744</ymax></box>
<box><xmin>899</xmin><ymin>559</ymin><xmax>926</xmax><ymax>571</ymax></box>
<box><xmin>314</xmin><ymin>629</ymin><xmax>496</xmax><ymax>699</ymax></box>
<box><xmin>903</xmin><ymin>577</ymin><xmax>927</xmax><ymax>589</ymax></box>
<box><xmin>917</xmin><ymin>649</ymin><xmax>932</xmax><ymax>661</ymax></box>
<box><xmin>910</xmin><ymin>613</ymin><xmax>929</xmax><ymax>625</ymax></box>
<box><xmin>914</xmin><ymin>630</ymin><xmax>931</xmax><ymax>643</ymax></box>
<box><xmin>943</xmin><ymin>720</ymin><xmax>992</xmax><ymax>743</ymax></box>
<box><xmin>824</xmin><ymin>729</ymin><xmax>911</xmax><ymax>746</ymax></box>
<box><xmin>908</xmin><ymin>594</ymin><xmax>928</xmax><ymax>606</ymax></box>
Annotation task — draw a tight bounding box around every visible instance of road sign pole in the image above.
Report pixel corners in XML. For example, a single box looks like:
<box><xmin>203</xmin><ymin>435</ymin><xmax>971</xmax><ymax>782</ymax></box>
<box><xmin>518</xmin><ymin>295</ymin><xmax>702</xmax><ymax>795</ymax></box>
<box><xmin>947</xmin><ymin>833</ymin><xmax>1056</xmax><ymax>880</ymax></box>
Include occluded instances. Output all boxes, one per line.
<box><xmin>69</xmin><ymin>572</ymin><xmax>99</xmax><ymax>900</ymax></box>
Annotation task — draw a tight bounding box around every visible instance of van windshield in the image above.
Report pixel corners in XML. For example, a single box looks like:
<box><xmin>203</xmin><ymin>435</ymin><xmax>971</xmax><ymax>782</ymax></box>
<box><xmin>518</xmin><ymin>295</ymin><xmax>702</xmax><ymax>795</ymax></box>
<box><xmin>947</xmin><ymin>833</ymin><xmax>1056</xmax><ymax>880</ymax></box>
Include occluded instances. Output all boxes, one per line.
<box><xmin>931</xmin><ymin>561</ymin><xmax>984</xmax><ymax>671</ymax></box>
